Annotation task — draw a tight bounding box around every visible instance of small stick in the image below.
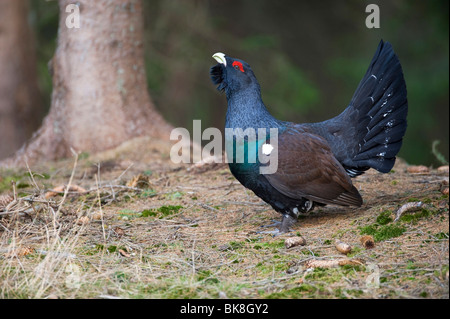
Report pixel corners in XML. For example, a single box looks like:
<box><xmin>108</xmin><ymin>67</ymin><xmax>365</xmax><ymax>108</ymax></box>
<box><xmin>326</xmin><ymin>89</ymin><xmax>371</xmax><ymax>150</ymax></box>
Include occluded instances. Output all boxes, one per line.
<box><xmin>394</xmin><ymin>202</ymin><xmax>423</xmax><ymax>221</ymax></box>
<box><xmin>12</xmin><ymin>180</ymin><xmax>17</xmax><ymax>201</ymax></box>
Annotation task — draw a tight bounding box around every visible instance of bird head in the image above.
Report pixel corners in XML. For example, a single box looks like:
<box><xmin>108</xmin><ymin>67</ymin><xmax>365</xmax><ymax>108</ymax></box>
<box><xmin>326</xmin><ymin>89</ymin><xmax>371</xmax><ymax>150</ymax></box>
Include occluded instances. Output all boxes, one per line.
<box><xmin>210</xmin><ymin>52</ymin><xmax>259</xmax><ymax>95</ymax></box>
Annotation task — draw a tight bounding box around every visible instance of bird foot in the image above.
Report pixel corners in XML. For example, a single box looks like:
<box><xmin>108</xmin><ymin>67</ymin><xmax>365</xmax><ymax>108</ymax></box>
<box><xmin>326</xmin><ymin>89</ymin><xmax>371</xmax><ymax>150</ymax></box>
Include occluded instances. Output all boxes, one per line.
<box><xmin>256</xmin><ymin>229</ymin><xmax>287</xmax><ymax>237</ymax></box>
<box><xmin>256</xmin><ymin>217</ymin><xmax>293</xmax><ymax>236</ymax></box>
<box><xmin>259</xmin><ymin>220</ymin><xmax>282</xmax><ymax>228</ymax></box>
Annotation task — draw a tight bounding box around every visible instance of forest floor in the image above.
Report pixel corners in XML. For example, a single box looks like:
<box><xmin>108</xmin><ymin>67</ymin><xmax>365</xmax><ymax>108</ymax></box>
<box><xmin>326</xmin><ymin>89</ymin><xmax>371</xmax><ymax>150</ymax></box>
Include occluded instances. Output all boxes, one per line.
<box><xmin>0</xmin><ymin>136</ymin><xmax>448</xmax><ymax>299</ymax></box>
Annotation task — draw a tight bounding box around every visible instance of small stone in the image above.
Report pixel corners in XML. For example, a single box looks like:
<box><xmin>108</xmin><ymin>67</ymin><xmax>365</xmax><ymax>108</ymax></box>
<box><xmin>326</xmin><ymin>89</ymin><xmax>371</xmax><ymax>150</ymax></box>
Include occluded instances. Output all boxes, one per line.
<box><xmin>219</xmin><ymin>291</ymin><xmax>228</xmax><ymax>299</ymax></box>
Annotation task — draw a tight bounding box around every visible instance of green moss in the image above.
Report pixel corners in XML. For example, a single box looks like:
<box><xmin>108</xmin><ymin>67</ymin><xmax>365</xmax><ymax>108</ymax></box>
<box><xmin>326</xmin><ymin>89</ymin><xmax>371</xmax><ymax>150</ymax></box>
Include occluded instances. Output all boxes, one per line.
<box><xmin>347</xmin><ymin>246</ymin><xmax>362</xmax><ymax>257</ymax></box>
<box><xmin>113</xmin><ymin>271</ymin><xmax>130</xmax><ymax>283</ymax></box>
<box><xmin>140</xmin><ymin>209</ymin><xmax>157</xmax><ymax>217</ymax></box>
<box><xmin>25</xmin><ymin>171</ymin><xmax>50</xmax><ymax>180</ymax></box>
<box><xmin>255</xmin><ymin>260</ymin><xmax>288</xmax><ymax>274</ymax></box>
<box><xmin>434</xmin><ymin>232</ymin><xmax>449</xmax><ymax>240</ymax></box>
<box><xmin>143</xmin><ymin>170</ymin><xmax>153</xmax><ymax>176</ymax></box>
<box><xmin>249</xmin><ymin>240</ymin><xmax>284</xmax><ymax>251</ymax></box>
<box><xmin>360</xmin><ymin>224</ymin><xmax>377</xmax><ymax>235</ymax></box>
<box><xmin>165</xmin><ymin>191</ymin><xmax>183</xmax><ymax>200</ymax></box>
<box><xmin>261</xmin><ymin>240</ymin><xmax>285</xmax><ymax>249</ymax></box>
<box><xmin>0</xmin><ymin>175</ymin><xmax>21</xmax><ymax>192</ymax></box>
<box><xmin>304</xmin><ymin>267</ymin><xmax>350</xmax><ymax>284</ymax></box>
<box><xmin>360</xmin><ymin>209</ymin><xmax>407</xmax><ymax>241</ymax></box>
<box><xmin>118</xmin><ymin>209</ymin><xmax>140</xmax><ymax>220</ymax></box>
<box><xmin>158</xmin><ymin>205</ymin><xmax>183</xmax><ymax>216</ymax></box>
<box><xmin>0</xmin><ymin>170</ymin><xmax>56</xmax><ymax>193</ymax></box>
<box><xmin>376</xmin><ymin>224</ymin><xmax>406</xmax><ymax>241</ymax></box>
<box><xmin>265</xmin><ymin>285</ymin><xmax>317</xmax><ymax>298</ymax></box>
<box><xmin>107</xmin><ymin>245</ymin><xmax>117</xmax><ymax>253</ymax></box>
<box><xmin>137</xmin><ymin>277</ymin><xmax>252</xmax><ymax>299</ymax></box>
<box><xmin>376</xmin><ymin>210</ymin><xmax>393</xmax><ymax>225</ymax></box>
<box><xmin>196</xmin><ymin>270</ymin><xmax>220</xmax><ymax>284</ymax></box>
<box><xmin>140</xmin><ymin>205</ymin><xmax>183</xmax><ymax>219</ymax></box>
<box><xmin>341</xmin><ymin>264</ymin><xmax>365</xmax><ymax>273</ymax></box>
<box><xmin>78</xmin><ymin>152</ymin><xmax>90</xmax><ymax>160</ymax></box>
<box><xmin>360</xmin><ymin>223</ymin><xmax>406</xmax><ymax>241</ymax></box>
<box><xmin>346</xmin><ymin>289</ymin><xmax>364</xmax><ymax>297</ymax></box>
<box><xmin>228</xmin><ymin>241</ymin><xmax>245</xmax><ymax>250</ymax></box>
<box><xmin>300</xmin><ymin>250</ymin><xmax>320</xmax><ymax>256</ymax></box>
<box><xmin>81</xmin><ymin>244</ymin><xmax>104</xmax><ymax>255</ymax></box>
<box><xmin>139</xmin><ymin>189</ymin><xmax>157</xmax><ymax>198</ymax></box>
<box><xmin>399</xmin><ymin>208</ymin><xmax>434</xmax><ymax>224</ymax></box>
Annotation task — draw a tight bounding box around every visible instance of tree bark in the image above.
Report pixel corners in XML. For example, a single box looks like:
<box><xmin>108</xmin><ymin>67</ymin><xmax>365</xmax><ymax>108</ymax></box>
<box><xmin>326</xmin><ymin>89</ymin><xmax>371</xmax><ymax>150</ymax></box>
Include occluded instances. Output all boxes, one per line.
<box><xmin>0</xmin><ymin>0</ymin><xmax>44</xmax><ymax>160</ymax></box>
<box><xmin>1</xmin><ymin>0</ymin><xmax>172</xmax><ymax>167</ymax></box>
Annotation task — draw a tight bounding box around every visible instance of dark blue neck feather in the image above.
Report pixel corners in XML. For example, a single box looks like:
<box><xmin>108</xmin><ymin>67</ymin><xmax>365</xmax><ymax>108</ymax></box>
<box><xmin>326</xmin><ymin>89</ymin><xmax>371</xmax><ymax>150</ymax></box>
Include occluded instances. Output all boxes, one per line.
<box><xmin>225</xmin><ymin>86</ymin><xmax>283</xmax><ymax>131</ymax></box>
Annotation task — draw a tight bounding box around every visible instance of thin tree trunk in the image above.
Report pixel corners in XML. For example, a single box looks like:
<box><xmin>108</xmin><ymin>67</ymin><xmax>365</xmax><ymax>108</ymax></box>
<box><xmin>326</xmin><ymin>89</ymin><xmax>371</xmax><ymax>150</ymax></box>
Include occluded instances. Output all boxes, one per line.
<box><xmin>0</xmin><ymin>0</ymin><xmax>44</xmax><ymax>160</ymax></box>
<box><xmin>1</xmin><ymin>0</ymin><xmax>172</xmax><ymax>168</ymax></box>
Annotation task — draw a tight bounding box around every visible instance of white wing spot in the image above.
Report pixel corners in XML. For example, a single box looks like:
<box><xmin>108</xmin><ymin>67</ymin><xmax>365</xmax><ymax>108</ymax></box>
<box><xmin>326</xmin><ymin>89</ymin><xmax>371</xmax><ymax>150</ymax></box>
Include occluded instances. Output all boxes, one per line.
<box><xmin>385</xmin><ymin>120</ymin><xmax>395</xmax><ymax>128</ymax></box>
<box><xmin>262</xmin><ymin>143</ymin><xmax>274</xmax><ymax>155</ymax></box>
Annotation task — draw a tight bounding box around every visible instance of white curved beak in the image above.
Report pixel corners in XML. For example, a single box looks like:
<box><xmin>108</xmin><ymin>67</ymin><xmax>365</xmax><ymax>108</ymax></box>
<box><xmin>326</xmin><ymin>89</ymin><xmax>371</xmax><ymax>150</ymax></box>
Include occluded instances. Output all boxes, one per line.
<box><xmin>212</xmin><ymin>52</ymin><xmax>227</xmax><ymax>67</ymax></box>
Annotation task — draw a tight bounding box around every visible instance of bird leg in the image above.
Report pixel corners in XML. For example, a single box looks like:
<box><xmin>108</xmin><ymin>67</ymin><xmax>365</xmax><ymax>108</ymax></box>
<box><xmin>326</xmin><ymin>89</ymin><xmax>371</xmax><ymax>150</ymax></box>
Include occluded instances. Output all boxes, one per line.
<box><xmin>259</xmin><ymin>220</ymin><xmax>282</xmax><ymax>228</ymax></box>
<box><xmin>257</xmin><ymin>201</ymin><xmax>312</xmax><ymax>236</ymax></box>
<box><xmin>257</xmin><ymin>213</ymin><xmax>297</xmax><ymax>236</ymax></box>
<box><xmin>278</xmin><ymin>213</ymin><xmax>297</xmax><ymax>233</ymax></box>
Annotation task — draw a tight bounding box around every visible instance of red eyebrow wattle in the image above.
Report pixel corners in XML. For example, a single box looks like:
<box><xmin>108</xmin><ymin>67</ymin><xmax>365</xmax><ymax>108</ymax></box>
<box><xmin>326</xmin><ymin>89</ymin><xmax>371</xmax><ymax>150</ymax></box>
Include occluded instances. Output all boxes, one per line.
<box><xmin>232</xmin><ymin>61</ymin><xmax>244</xmax><ymax>72</ymax></box>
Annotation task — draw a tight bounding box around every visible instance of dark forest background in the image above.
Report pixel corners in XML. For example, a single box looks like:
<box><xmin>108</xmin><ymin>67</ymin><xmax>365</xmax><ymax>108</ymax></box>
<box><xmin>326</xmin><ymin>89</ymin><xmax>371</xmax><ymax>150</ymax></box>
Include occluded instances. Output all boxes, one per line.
<box><xmin>29</xmin><ymin>0</ymin><xmax>449</xmax><ymax>166</ymax></box>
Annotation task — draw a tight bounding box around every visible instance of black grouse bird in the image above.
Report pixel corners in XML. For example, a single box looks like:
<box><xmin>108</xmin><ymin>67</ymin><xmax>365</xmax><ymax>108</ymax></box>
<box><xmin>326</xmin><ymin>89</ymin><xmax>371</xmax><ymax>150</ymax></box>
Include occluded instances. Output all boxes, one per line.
<box><xmin>210</xmin><ymin>40</ymin><xmax>408</xmax><ymax>234</ymax></box>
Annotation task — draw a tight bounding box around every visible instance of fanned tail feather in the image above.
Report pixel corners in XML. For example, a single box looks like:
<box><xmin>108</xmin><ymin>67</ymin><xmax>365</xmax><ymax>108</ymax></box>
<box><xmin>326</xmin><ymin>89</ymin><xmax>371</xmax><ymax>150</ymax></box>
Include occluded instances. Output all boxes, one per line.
<box><xmin>323</xmin><ymin>40</ymin><xmax>408</xmax><ymax>176</ymax></box>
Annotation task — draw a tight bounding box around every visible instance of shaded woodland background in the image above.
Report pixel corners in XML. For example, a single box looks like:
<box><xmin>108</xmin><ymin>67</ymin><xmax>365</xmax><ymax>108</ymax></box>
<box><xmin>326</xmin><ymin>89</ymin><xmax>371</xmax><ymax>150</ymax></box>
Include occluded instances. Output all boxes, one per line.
<box><xmin>2</xmin><ymin>0</ymin><xmax>449</xmax><ymax>166</ymax></box>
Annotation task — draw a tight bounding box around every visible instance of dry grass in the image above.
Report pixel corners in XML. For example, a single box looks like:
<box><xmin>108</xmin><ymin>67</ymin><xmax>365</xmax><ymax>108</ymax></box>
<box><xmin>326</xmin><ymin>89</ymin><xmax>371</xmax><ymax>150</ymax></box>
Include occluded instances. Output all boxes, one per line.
<box><xmin>0</xmin><ymin>137</ymin><xmax>448</xmax><ymax>299</ymax></box>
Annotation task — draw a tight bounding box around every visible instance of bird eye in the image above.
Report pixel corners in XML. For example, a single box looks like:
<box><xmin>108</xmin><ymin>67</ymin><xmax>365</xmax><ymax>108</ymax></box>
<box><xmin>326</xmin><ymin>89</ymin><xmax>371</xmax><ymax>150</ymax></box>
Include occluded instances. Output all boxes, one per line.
<box><xmin>232</xmin><ymin>61</ymin><xmax>244</xmax><ymax>72</ymax></box>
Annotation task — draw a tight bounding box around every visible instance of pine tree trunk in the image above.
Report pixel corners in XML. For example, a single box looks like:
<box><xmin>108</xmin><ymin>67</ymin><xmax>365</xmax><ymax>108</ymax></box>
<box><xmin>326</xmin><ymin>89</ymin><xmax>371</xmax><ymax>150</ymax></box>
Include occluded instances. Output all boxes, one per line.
<box><xmin>2</xmin><ymin>0</ymin><xmax>172</xmax><ymax>167</ymax></box>
<box><xmin>0</xmin><ymin>0</ymin><xmax>44</xmax><ymax>160</ymax></box>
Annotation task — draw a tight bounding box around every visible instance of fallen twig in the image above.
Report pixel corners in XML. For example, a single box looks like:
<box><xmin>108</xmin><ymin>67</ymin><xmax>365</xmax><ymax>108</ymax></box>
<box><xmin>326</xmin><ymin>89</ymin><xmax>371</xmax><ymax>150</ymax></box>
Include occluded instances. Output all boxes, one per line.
<box><xmin>394</xmin><ymin>201</ymin><xmax>423</xmax><ymax>221</ymax></box>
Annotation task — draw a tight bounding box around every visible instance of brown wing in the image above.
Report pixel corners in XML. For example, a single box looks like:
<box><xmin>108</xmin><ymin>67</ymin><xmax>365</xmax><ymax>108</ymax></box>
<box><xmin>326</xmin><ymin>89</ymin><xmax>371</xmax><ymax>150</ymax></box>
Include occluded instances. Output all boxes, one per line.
<box><xmin>263</xmin><ymin>129</ymin><xmax>362</xmax><ymax>207</ymax></box>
